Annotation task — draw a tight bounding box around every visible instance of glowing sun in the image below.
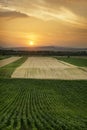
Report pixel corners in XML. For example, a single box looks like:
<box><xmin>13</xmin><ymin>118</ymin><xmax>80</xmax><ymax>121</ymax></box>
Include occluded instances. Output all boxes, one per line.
<box><xmin>29</xmin><ymin>41</ymin><xmax>34</xmax><ymax>46</ymax></box>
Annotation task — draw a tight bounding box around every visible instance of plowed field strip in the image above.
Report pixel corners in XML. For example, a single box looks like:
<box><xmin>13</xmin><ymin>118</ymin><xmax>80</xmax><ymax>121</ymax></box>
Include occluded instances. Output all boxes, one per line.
<box><xmin>0</xmin><ymin>57</ymin><xmax>21</xmax><ymax>67</ymax></box>
<box><xmin>12</xmin><ymin>57</ymin><xmax>87</xmax><ymax>79</ymax></box>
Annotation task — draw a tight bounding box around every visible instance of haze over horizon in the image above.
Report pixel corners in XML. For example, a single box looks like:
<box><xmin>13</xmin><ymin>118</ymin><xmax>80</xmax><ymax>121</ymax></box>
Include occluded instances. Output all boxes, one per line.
<box><xmin>0</xmin><ymin>0</ymin><xmax>87</xmax><ymax>48</ymax></box>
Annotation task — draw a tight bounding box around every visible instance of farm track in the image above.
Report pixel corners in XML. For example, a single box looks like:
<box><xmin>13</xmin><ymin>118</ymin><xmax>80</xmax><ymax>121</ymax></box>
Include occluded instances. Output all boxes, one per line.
<box><xmin>0</xmin><ymin>57</ymin><xmax>21</xmax><ymax>67</ymax></box>
<box><xmin>12</xmin><ymin>57</ymin><xmax>87</xmax><ymax>79</ymax></box>
<box><xmin>0</xmin><ymin>79</ymin><xmax>87</xmax><ymax>130</ymax></box>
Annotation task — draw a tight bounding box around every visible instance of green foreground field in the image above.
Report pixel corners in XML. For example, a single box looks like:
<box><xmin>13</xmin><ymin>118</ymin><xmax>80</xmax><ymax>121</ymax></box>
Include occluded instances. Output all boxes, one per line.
<box><xmin>0</xmin><ymin>79</ymin><xmax>87</xmax><ymax>130</ymax></box>
<box><xmin>0</xmin><ymin>56</ymin><xmax>87</xmax><ymax>130</ymax></box>
<box><xmin>56</xmin><ymin>57</ymin><xmax>87</xmax><ymax>67</ymax></box>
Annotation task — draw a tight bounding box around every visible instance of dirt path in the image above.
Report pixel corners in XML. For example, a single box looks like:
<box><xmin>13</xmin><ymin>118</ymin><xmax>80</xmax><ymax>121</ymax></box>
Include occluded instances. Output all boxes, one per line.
<box><xmin>0</xmin><ymin>57</ymin><xmax>21</xmax><ymax>67</ymax></box>
<box><xmin>12</xmin><ymin>57</ymin><xmax>87</xmax><ymax>80</ymax></box>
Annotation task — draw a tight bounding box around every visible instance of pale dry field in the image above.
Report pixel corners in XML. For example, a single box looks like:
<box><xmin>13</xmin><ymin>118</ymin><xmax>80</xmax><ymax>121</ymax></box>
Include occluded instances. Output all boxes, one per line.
<box><xmin>11</xmin><ymin>57</ymin><xmax>87</xmax><ymax>80</ymax></box>
<box><xmin>0</xmin><ymin>57</ymin><xmax>21</xmax><ymax>67</ymax></box>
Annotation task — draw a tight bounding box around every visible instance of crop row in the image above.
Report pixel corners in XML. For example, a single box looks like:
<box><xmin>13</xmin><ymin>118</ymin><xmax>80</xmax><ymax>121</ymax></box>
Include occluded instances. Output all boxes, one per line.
<box><xmin>0</xmin><ymin>79</ymin><xmax>87</xmax><ymax>130</ymax></box>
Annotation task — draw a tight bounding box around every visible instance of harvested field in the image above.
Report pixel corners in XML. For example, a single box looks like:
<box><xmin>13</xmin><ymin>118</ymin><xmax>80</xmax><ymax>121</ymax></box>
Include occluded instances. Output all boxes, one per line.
<box><xmin>12</xmin><ymin>57</ymin><xmax>87</xmax><ymax>79</ymax></box>
<box><xmin>0</xmin><ymin>57</ymin><xmax>21</xmax><ymax>67</ymax></box>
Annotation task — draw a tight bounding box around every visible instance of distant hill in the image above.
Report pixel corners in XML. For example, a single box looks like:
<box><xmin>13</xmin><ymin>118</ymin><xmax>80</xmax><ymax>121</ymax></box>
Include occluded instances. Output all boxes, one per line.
<box><xmin>1</xmin><ymin>46</ymin><xmax>87</xmax><ymax>52</ymax></box>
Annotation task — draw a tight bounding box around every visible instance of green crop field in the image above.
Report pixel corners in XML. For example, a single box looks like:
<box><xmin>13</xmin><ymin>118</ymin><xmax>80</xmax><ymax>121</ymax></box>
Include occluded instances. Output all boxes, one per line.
<box><xmin>56</xmin><ymin>57</ymin><xmax>87</xmax><ymax>67</ymax></box>
<box><xmin>0</xmin><ymin>56</ymin><xmax>87</xmax><ymax>130</ymax></box>
<box><xmin>0</xmin><ymin>55</ymin><xmax>10</xmax><ymax>60</ymax></box>
<box><xmin>0</xmin><ymin>57</ymin><xmax>27</xmax><ymax>78</ymax></box>
<box><xmin>0</xmin><ymin>79</ymin><xmax>87</xmax><ymax>130</ymax></box>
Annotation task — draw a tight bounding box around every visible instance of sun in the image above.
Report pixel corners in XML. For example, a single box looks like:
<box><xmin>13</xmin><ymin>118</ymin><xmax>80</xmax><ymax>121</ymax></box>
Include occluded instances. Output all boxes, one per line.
<box><xmin>29</xmin><ymin>41</ymin><xmax>34</xmax><ymax>46</ymax></box>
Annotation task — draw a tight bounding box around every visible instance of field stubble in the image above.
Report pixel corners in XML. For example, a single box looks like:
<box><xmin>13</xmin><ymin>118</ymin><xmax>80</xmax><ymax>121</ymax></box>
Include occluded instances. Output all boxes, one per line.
<box><xmin>0</xmin><ymin>57</ymin><xmax>21</xmax><ymax>67</ymax></box>
<box><xmin>12</xmin><ymin>57</ymin><xmax>87</xmax><ymax>80</ymax></box>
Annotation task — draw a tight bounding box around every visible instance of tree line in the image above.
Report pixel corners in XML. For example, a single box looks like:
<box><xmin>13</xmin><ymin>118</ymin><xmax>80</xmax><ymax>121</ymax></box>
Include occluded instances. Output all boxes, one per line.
<box><xmin>0</xmin><ymin>49</ymin><xmax>87</xmax><ymax>56</ymax></box>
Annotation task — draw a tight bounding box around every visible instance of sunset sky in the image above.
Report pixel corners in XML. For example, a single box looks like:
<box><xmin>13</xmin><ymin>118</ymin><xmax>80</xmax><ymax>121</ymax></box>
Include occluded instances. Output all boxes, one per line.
<box><xmin>0</xmin><ymin>0</ymin><xmax>87</xmax><ymax>48</ymax></box>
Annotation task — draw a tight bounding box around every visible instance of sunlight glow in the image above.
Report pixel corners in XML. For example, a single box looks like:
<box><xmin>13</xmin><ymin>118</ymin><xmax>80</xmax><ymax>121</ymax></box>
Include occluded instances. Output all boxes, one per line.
<box><xmin>29</xmin><ymin>41</ymin><xmax>34</xmax><ymax>46</ymax></box>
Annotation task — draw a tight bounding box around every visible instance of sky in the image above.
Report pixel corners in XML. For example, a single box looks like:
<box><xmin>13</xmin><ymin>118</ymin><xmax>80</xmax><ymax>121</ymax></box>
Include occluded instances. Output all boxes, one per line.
<box><xmin>0</xmin><ymin>0</ymin><xmax>87</xmax><ymax>48</ymax></box>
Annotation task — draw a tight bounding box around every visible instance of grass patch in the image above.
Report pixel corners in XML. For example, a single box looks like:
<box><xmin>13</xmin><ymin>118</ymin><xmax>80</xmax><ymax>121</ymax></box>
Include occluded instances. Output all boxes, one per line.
<box><xmin>0</xmin><ymin>79</ymin><xmax>87</xmax><ymax>130</ymax></box>
<box><xmin>0</xmin><ymin>57</ymin><xmax>27</xmax><ymax>78</ymax></box>
<box><xmin>56</xmin><ymin>57</ymin><xmax>87</xmax><ymax>67</ymax></box>
<box><xmin>0</xmin><ymin>55</ymin><xmax>10</xmax><ymax>60</ymax></box>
